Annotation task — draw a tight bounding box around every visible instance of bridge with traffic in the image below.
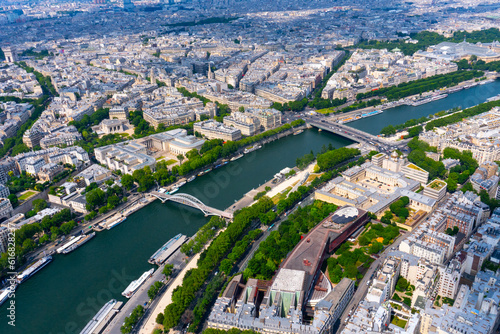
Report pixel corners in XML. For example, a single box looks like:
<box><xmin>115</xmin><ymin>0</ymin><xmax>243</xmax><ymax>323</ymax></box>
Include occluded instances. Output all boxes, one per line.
<box><xmin>305</xmin><ymin>116</ymin><xmax>409</xmax><ymax>151</ymax></box>
<box><xmin>149</xmin><ymin>191</ymin><xmax>234</xmax><ymax>220</ymax></box>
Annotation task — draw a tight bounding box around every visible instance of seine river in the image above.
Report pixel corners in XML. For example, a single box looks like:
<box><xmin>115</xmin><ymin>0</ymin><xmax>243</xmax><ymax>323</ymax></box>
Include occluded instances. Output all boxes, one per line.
<box><xmin>349</xmin><ymin>79</ymin><xmax>500</xmax><ymax>134</ymax></box>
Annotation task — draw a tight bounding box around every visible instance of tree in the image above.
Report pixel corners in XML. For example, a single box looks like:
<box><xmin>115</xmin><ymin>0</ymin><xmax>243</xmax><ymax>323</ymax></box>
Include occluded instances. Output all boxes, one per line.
<box><xmin>381</xmin><ymin>124</ymin><xmax>397</xmax><ymax>136</ymax></box>
<box><xmin>121</xmin><ymin>174</ymin><xmax>134</xmax><ymax>190</ymax></box>
<box><xmin>344</xmin><ymin>263</ymin><xmax>359</xmax><ymax>279</ymax></box>
<box><xmin>85</xmin><ymin>182</ymin><xmax>98</xmax><ymax>193</ymax></box>
<box><xmin>60</xmin><ymin>220</ymin><xmax>76</xmax><ymax>235</ymax></box>
<box><xmin>133</xmin><ymin>166</ymin><xmax>154</xmax><ymax>192</ymax></box>
<box><xmin>329</xmin><ymin>265</ymin><xmax>343</xmax><ymax>283</ymax></box>
<box><xmin>86</xmin><ymin>188</ymin><xmax>106</xmax><ymax>210</ymax></box>
<box><xmin>316</xmin><ymin>147</ymin><xmax>360</xmax><ymax>171</ymax></box>
<box><xmin>381</xmin><ymin>210</ymin><xmax>393</xmax><ymax>224</ymax></box>
<box><xmin>121</xmin><ymin>305</ymin><xmax>144</xmax><ymax>334</ymax></box>
<box><xmin>238</xmin><ymin>106</ymin><xmax>245</xmax><ymax>112</ymax></box>
<box><xmin>22</xmin><ymin>238</ymin><xmax>36</xmax><ymax>252</ymax></box>
<box><xmin>447</xmin><ymin>177</ymin><xmax>457</xmax><ymax>192</ymax></box>
<box><xmin>180</xmin><ymin>240</ymin><xmax>193</xmax><ymax>255</ymax></box>
<box><xmin>85</xmin><ymin>211</ymin><xmax>97</xmax><ymax>221</ymax></box>
<box><xmin>39</xmin><ymin>234</ymin><xmax>50</xmax><ymax>244</ymax></box>
<box><xmin>445</xmin><ymin>226</ymin><xmax>460</xmax><ymax>236</ymax></box>
<box><xmin>369</xmin><ymin>241</ymin><xmax>384</xmax><ymax>254</ymax></box>
<box><xmin>8</xmin><ymin>194</ymin><xmax>18</xmax><ymax>207</ymax></box>
<box><xmin>396</xmin><ymin>277</ymin><xmax>409</xmax><ymax>292</ymax></box>
<box><xmin>107</xmin><ymin>195</ymin><xmax>121</xmax><ymax>209</ymax></box>
<box><xmin>50</xmin><ymin>226</ymin><xmax>60</xmax><ymax>241</ymax></box>
<box><xmin>156</xmin><ymin>313</ymin><xmax>164</xmax><ymax>325</ymax></box>
<box><xmin>358</xmin><ymin>234</ymin><xmax>370</xmax><ymax>246</ymax></box>
<box><xmin>177</xmin><ymin>154</ymin><xmax>184</xmax><ymax>164</ymax></box>
<box><xmin>32</xmin><ymin>198</ymin><xmax>48</xmax><ymax>212</ymax></box>
<box><xmin>148</xmin><ymin>281</ymin><xmax>164</xmax><ymax>299</ymax></box>
<box><xmin>163</xmin><ymin>264</ymin><xmax>174</xmax><ymax>278</ymax></box>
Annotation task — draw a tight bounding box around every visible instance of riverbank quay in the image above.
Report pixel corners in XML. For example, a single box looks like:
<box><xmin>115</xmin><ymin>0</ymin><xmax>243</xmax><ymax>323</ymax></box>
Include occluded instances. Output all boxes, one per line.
<box><xmin>138</xmin><ymin>252</ymin><xmax>202</xmax><ymax>334</ymax></box>
<box><xmin>10</xmin><ymin>192</ymin><xmax>147</xmax><ymax>269</ymax></box>
<box><xmin>345</xmin><ymin>78</ymin><xmax>500</xmax><ymax>135</ymax></box>
<box><xmin>102</xmin><ymin>249</ymin><xmax>189</xmax><ymax>334</ymax></box>
<box><xmin>93</xmin><ymin>195</ymin><xmax>156</xmax><ymax>231</ymax></box>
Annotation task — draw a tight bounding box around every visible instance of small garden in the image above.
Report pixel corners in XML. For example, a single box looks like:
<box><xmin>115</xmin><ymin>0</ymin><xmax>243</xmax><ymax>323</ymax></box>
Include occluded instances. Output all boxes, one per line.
<box><xmin>18</xmin><ymin>190</ymin><xmax>37</xmax><ymax>201</ymax></box>
<box><xmin>434</xmin><ymin>295</ymin><xmax>455</xmax><ymax>307</ymax></box>
<box><xmin>391</xmin><ymin>277</ymin><xmax>414</xmax><ymax>307</ymax></box>
<box><xmin>358</xmin><ymin>223</ymin><xmax>400</xmax><ymax>248</ymax></box>
<box><xmin>391</xmin><ymin>315</ymin><xmax>407</xmax><ymax>329</ymax></box>
<box><xmin>380</xmin><ymin>196</ymin><xmax>410</xmax><ymax>224</ymax></box>
<box><xmin>327</xmin><ymin>242</ymin><xmax>374</xmax><ymax>283</ymax></box>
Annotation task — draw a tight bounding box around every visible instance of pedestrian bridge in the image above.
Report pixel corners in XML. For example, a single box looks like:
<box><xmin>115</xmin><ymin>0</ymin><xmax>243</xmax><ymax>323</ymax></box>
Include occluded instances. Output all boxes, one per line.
<box><xmin>150</xmin><ymin>191</ymin><xmax>233</xmax><ymax>219</ymax></box>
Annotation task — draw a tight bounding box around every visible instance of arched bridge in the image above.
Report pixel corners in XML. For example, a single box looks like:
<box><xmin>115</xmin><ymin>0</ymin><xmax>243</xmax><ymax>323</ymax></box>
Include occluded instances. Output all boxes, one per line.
<box><xmin>150</xmin><ymin>191</ymin><xmax>233</xmax><ymax>219</ymax></box>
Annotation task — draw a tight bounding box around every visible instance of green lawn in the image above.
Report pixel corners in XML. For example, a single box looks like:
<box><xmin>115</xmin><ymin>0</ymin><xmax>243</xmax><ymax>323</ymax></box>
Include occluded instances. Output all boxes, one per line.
<box><xmin>316</xmin><ymin>108</ymin><xmax>334</xmax><ymax>114</ymax></box>
<box><xmin>165</xmin><ymin>159</ymin><xmax>176</xmax><ymax>166</ymax></box>
<box><xmin>271</xmin><ymin>187</ymin><xmax>292</xmax><ymax>204</ymax></box>
<box><xmin>18</xmin><ymin>191</ymin><xmax>36</xmax><ymax>201</ymax></box>
<box><xmin>156</xmin><ymin>156</ymin><xmax>165</xmax><ymax>161</ymax></box>
<box><xmin>391</xmin><ymin>316</ymin><xmax>407</xmax><ymax>329</ymax></box>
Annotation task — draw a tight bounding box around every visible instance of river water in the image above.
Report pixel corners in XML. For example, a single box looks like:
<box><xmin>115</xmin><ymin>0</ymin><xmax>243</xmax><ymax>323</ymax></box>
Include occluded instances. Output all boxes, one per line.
<box><xmin>0</xmin><ymin>129</ymin><xmax>352</xmax><ymax>334</ymax></box>
<box><xmin>348</xmin><ymin>79</ymin><xmax>500</xmax><ymax>134</ymax></box>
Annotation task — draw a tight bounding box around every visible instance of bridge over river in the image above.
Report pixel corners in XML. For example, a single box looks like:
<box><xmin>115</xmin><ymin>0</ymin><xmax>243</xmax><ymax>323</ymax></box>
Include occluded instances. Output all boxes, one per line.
<box><xmin>305</xmin><ymin>116</ymin><xmax>409</xmax><ymax>151</ymax></box>
<box><xmin>150</xmin><ymin>191</ymin><xmax>234</xmax><ymax>219</ymax></box>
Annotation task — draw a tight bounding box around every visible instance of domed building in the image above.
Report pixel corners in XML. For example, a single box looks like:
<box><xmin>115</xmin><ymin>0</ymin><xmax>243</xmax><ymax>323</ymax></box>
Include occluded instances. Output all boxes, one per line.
<box><xmin>381</xmin><ymin>150</ymin><xmax>407</xmax><ymax>173</ymax></box>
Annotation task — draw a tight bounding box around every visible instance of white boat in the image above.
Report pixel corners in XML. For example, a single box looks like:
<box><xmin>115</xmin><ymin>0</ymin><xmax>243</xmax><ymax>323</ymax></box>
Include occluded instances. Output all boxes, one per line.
<box><xmin>480</xmin><ymin>79</ymin><xmax>494</xmax><ymax>85</ymax></box>
<box><xmin>79</xmin><ymin>299</ymin><xmax>120</xmax><ymax>334</ymax></box>
<box><xmin>244</xmin><ymin>144</ymin><xmax>262</xmax><ymax>154</ymax></box>
<box><xmin>487</xmin><ymin>94</ymin><xmax>500</xmax><ymax>102</ymax></box>
<box><xmin>107</xmin><ymin>217</ymin><xmax>127</xmax><ymax>230</ymax></box>
<box><xmin>361</xmin><ymin>110</ymin><xmax>383</xmax><ymax>118</ymax></box>
<box><xmin>0</xmin><ymin>286</ymin><xmax>15</xmax><ymax>306</ymax></box>
<box><xmin>122</xmin><ymin>269</ymin><xmax>154</xmax><ymax>298</ymax></box>
<box><xmin>148</xmin><ymin>234</ymin><xmax>188</xmax><ymax>265</ymax></box>
<box><xmin>177</xmin><ymin>180</ymin><xmax>187</xmax><ymax>187</ymax></box>
<box><xmin>16</xmin><ymin>256</ymin><xmax>53</xmax><ymax>284</ymax></box>
<box><xmin>464</xmin><ymin>82</ymin><xmax>479</xmax><ymax>89</ymax></box>
<box><xmin>61</xmin><ymin>232</ymin><xmax>95</xmax><ymax>254</ymax></box>
<box><xmin>230</xmin><ymin>154</ymin><xmax>244</xmax><ymax>161</ymax></box>
<box><xmin>168</xmin><ymin>187</ymin><xmax>179</xmax><ymax>195</ymax></box>
<box><xmin>187</xmin><ymin>175</ymin><xmax>196</xmax><ymax>182</ymax></box>
<box><xmin>293</xmin><ymin>130</ymin><xmax>304</xmax><ymax>135</ymax></box>
<box><xmin>56</xmin><ymin>235</ymin><xmax>81</xmax><ymax>254</ymax></box>
<box><xmin>411</xmin><ymin>94</ymin><xmax>447</xmax><ymax>106</ymax></box>
<box><xmin>447</xmin><ymin>86</ymin><xmax>463</xmax><ymax>93</ymax></box>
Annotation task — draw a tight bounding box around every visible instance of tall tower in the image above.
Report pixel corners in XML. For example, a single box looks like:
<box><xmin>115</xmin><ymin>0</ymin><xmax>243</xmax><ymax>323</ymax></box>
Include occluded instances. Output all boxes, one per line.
<box><xmin>2</xmin><ymin>47</ymin><xmax>17</xmax><ymax>63</ymax></box>
<box><xmin>150</xmin><ymin>68</ymin><xmax>155</xmax><ymax>85</ymax></box>
<box><xmin>121</xmin><ymin>0</ymin><xmax>134</xmax><ymax>10</ymax></box>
